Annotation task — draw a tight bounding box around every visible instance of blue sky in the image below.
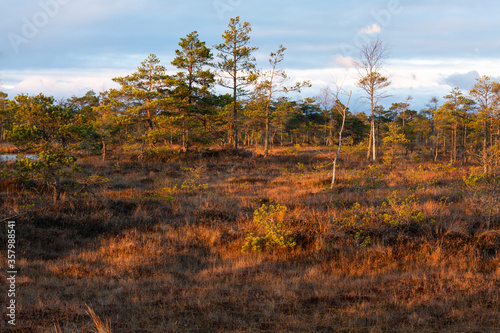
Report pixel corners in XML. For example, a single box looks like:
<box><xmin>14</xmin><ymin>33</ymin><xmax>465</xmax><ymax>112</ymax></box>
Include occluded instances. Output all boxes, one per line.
<box><xmin>1</xmin><ymin>0</ymin><xmax>500</xmax><ymax>111</ymax></box>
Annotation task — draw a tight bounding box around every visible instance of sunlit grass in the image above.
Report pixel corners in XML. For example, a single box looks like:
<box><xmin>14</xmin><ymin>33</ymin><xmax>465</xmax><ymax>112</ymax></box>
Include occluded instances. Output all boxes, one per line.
<box><xmin>0</xmin><ymin>147</ymin><xmax>499</xmax><ymax>332</ymax></box>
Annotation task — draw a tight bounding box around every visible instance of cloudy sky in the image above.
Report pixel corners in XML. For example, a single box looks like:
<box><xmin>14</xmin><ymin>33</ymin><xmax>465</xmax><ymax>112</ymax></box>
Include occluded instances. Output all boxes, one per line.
<box><xmin>1</xmin><ymin>0</ymin><xmax>499</xmax><ymax>111</ymax></box>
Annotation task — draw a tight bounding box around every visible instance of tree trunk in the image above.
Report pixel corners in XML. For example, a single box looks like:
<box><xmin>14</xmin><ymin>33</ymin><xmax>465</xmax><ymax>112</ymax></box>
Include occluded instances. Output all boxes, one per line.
<box><xmin>462</xmin><ymin>122</ymin><xmax>467</xmax><ymax>165</ymax></box>
<box><xmin>53</xmin><ymin>176</ymin><xmax>61</xmax><ymax>203</ymax></box>
<box><xmin>450</xmin><ymin>126</ymin><xmax>455</xmax><ymax>165</ymax></box>
<box><xmin>280</xmin><ymin>127</ymin><xmax>284</xmax><ymax>146</ymax></box>
<box><xmin>483</xmin><ymin>118</ymin><xmax>488</xmax><ymax>173</ymax></box>
<box><xmin>367</xmin><ymin>95</ymin><xmax>376</xmax><ymax>161</ymax></box>
<box><xmin>264</xmin><ymin>105</ymin><xmax>270</xmax><ymax>157</ymax></box>
<box><xmin>432</xmin><ymin>124</ymin><xmax>437</xmax><ymax>161</ymax></box>
<box><xmin>233</xmin><ymin>61</ymin><xmax>238</xmax><ymax>150</ymax></box>
<box><xmin>453</xmin><ymin>122</ymin><xmax>457</xmax><ymax>165</ymax></box>
<box><xmin>372</xmin><ymin>119</ymin><xmax>376</xmax><ymax>161</ymax></box>
<box><xmin>182</xmin><ymin>119</ymin><xmax>188</xmax><ymax>151</ymax></box>
<box><xmin>434</xmin><ymin>130</ymin><xmax>439</xmax><ymax>162</ymax></box>
<box><xmin>102</xmin><ymin>140</ymin><xmax>106</xmax><ymax>161</ymax></box>
<box><xmin>367</xmin><ymin>124</ymin><xmax>372</xmax><ymax>160</ymax></box>
<box><xmin>331</xmin><ymin>92</ymin><xmax>351</xmax><ymax>188</ymax></box>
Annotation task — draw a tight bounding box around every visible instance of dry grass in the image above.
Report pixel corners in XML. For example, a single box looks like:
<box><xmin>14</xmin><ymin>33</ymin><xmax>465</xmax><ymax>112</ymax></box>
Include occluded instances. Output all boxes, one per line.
<box><xmin>0</xmin><ymin>147</ymin><xmax>499</xmax><ymax>332</ymax></box>
<box><xmin>86</xmin><ymin>304</ymin><xmax>112</xmax><ymax>333</ymax></box>
<box><xmin>0</xmin><ymin>142</ymin><xmax>18</xmax><ymax>154</ymax></box>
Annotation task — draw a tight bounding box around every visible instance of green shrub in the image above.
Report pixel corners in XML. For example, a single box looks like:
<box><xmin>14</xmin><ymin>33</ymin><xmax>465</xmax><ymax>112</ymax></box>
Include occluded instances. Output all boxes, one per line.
<box><xmin>242</xmin><ymin>204</ymin><xmax>296</xmax><ymax>252</ymax></box>
<box><xmin>334</xmin><ymin>191</ymin><xmax>434</xmax><ymax>229</ymax></box>
<box><xmin>14</xmin><ymin>149</ymin><xmax>78</xmax><ymax>201</ymax></box>
<box><xmin>380</xmin><ymin>191</ymin><xmax>429</xmax><ymax>226</ymax></box>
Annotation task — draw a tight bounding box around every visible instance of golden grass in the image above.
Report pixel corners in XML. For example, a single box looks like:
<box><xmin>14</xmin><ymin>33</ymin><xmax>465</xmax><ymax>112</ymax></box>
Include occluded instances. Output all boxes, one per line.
<box><xmin>86</xmin><ymin>304</ymin><xmax>112</xmax><ymax>333</ymax></box>
<box><xmin>0</xmin><ymin>147</ymin><xmax>499</xmax><ymax>332</ymax></box>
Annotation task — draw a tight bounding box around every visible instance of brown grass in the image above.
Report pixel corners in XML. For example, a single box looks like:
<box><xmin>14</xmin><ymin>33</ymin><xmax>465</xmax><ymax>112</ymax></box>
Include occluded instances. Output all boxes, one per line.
<box><xmin>0</xmin><ymin>147</ymin><xmax>499</xmax><ymax>332</ymax></box>
<box><xmin>0</xmin><ymin>142</ymin><xmax>18</xmax><ymax>154</ymax></box>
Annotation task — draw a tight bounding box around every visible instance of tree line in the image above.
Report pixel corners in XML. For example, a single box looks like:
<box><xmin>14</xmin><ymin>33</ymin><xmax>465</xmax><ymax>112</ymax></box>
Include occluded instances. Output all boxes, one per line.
<box><xmin>1</xmin><ymin>16</ymin><xmax>499</xmax><ymax>172</ymax></box>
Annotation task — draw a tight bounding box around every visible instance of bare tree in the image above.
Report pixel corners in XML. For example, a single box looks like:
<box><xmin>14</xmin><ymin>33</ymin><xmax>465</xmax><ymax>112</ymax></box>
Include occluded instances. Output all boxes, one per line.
<box><xmin>321</xmin><ymin>83</ymin><xmax>352</xmax><ymax>188</ymax></box>
<box><xmin>318</xmin><ymin>86</ymin><xmax>336</xmax><ymax>146</ymax></box>
<box><xmin>353</xmin><ymin>37</ymin><xmax>391</xmax><ymax>161</ymax></box>
<box><xmin>331</xmin><ymin>91</ymin><xmax>352</xmax><ymax>188</ymax></box>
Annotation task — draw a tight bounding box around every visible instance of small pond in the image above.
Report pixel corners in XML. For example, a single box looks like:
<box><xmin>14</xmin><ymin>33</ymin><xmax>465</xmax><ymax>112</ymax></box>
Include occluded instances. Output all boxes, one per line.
<box><xmin>0</xmin><ymin>154</ymin><xmax>39</xmax><ymax>162</ymax></box>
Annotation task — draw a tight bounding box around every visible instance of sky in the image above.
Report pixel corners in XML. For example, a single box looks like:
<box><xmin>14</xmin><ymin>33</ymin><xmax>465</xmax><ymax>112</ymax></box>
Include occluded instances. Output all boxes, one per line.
<box><xmin>1</xmin><ymin>0</ymin><xmax>500</xmax><ymax>111</ymax></box>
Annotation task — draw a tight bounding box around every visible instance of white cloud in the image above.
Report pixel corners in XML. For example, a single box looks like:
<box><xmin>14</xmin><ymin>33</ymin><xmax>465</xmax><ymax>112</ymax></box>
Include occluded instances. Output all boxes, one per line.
<box><xmin>332</xmin><ymin>55</ymin><xmax>355</xmax><ymax>68</ymax></box>
<box><xmin>3</xmin><ymin>57</ymin><xmax>500</xmax><ymax>105</ymax></box>
<box><xmin>286</xmin><ymin>57</ymin><xmax>500</xmax><ymax>109</ymax></box>
<box><xmin>0</xmin><ymin>69</ymin><xmax>124</xmax><ymax>98</ymax></box>
<box><xmin>360</xmin><ymin>24</ymin><xmax>382</xmax><ymax>35</ymax></box>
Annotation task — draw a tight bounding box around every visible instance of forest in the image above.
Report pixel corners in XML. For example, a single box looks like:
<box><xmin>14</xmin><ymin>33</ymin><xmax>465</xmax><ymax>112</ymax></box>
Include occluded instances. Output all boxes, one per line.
<box><xmin>1</xmin><ymin>16</ymin><xmax>500</xmax><ymax>332</ymax></box>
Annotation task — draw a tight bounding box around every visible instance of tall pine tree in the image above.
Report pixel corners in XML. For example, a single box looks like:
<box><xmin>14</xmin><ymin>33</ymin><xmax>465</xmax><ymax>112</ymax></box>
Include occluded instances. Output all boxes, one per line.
<box><xmin>214</xmin><ymin>16</ymin><xmax>258</xmax><ymax>149</ymax></box>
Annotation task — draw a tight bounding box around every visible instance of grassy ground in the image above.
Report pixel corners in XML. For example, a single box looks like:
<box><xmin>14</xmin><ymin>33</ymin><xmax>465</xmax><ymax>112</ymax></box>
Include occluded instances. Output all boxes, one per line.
<box><xmin>1</xmin><ymin>146</ymin><xmax>499</xmax><ymax>332</ymax></box>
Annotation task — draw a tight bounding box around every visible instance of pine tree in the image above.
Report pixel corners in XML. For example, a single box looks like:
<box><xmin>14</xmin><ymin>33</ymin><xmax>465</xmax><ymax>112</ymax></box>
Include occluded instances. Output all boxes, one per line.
<box><xmin>171</xmin><ymin>31</ymin><xmax>215</xmax><ymax>150</ymax></box>
<box><xmin>214</xmin><ymin>16</ymin><xmax>258</xmax><ymax>150</ymax></box>
<box><xmin>470</xmin><ymin>76</ymin><xmax>500</xmax><ymax>172</ymax></box>
<box><xmin>112</xmin><ymin>54</ymin><xmax>168</xmax><ymax>129</ymax></box>
<box><xmin>442</xmin><ymin>87</ymin><xmax>475</xmax><ymax>165</ymax></box>
<box><xmin>0</xmin><ymin>91</ymin><xmax>11</xmax><ymax>141</ymax></box>
<box><xmin>254</xmin><ymin>45</ymin><xmax>309</xmax><ymax>156</ymax></box>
